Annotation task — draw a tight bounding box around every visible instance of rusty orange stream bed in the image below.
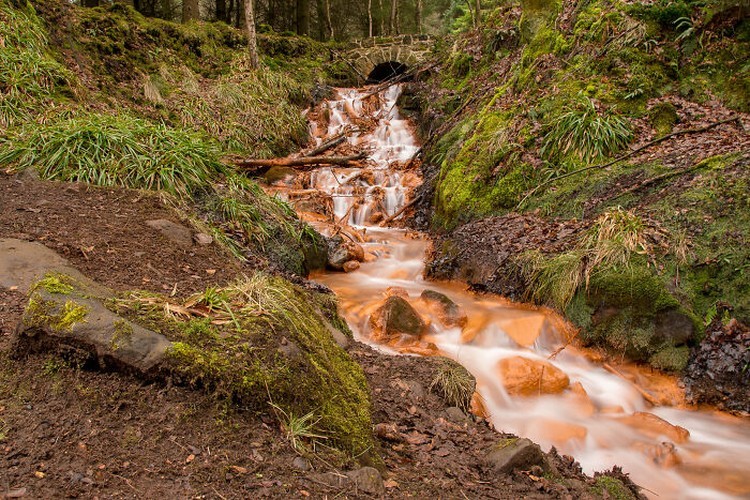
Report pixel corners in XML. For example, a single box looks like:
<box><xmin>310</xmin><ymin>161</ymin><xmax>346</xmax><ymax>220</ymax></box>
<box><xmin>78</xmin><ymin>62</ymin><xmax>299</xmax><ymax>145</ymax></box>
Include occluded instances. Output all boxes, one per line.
<box><xmin>270</xmin><ymin>85</ymin><xmax>750</xmax><ymax>499</ymax></box>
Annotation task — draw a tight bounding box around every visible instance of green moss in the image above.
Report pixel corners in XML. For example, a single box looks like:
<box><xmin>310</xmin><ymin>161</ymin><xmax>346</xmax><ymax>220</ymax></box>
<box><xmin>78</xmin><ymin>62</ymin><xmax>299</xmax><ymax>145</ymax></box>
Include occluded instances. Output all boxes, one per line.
<box><xmin>111</xmin><ymin>319</ymin><xmax>134</xmax><ymax>351</ymax></box>
<box><xmin>592</xmin><ymin>475</ymin><xmax>635</xmax><ymax>500</ymax></box>
<box><xmin>589</xmin><ymin>264</ymin><xmax>679</xmax><ymax>313</ymax></box>
<box><xmin>24</xmin><ymin>293</ymin><xmax>89</xmax><ymax>333</ymax></box>
<box><xmin>649</xmin><ymin>345</ymin><xmax>690</xmax><ymax>372</ymax></box>
<box><xmin>649</xmin><ymin>102</ymin><xmax>679</xmax><ymax>136</ymax></box>
<box><xmin>119</xmin><ymin>273</ymin><xmax>373</xmax><ymax>458</ymax></box>
<box><xmin>32</xmin><ymin>273</ymin><xmax>75</xmax><ymax>295</ymax></box>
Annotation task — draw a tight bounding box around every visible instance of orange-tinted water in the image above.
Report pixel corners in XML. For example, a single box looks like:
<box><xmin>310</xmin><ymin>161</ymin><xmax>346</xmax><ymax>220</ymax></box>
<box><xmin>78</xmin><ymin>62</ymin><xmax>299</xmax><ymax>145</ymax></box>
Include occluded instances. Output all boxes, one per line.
<box><xmin>283</xmin><ymin>86</ymin><xmax>750</xmax><ymax>499</ymax></box>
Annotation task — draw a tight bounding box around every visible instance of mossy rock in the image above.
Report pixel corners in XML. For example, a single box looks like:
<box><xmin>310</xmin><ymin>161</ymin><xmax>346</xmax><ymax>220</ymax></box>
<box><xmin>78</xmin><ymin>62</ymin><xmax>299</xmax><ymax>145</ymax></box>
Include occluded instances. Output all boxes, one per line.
<box><xmin>118</xmin><ymin>273</ymin><xmax>373</xmax><ymax>458</ymax></box>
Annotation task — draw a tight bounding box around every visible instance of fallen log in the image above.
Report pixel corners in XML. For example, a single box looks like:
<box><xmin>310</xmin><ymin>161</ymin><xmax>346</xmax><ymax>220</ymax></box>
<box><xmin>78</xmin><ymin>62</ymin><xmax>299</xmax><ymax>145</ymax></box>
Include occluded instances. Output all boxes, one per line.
<box><xmin>235</xmin><ymin>153</ymin><xmax>366</xmax><ymax>173</ymax></box>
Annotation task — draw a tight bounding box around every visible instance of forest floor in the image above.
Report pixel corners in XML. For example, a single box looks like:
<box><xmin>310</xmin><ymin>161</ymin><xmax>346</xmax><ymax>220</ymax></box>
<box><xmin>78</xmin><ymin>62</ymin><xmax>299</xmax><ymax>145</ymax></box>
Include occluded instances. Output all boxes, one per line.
<box><xmin>0</xmin><ymin>173</ymin><xmax>634</xmax><ymax>499</ymax></box>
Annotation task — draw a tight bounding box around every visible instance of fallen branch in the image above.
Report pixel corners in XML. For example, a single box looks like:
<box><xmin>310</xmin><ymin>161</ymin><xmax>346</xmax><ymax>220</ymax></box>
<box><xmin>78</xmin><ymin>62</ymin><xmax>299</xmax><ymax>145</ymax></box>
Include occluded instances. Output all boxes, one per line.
<box><xmin>305</xmin><ymin>128</ymin><xmax>358</xmax><ymax>157</ymax></box>
<box><xmin>602</xmin><ymin>363</ymin><xmax>659</xmax><ymax>406</ymax></box>
<box><xmin>380</xmin><ymin>193</ymin><xmax>423</xmax><ymax>226</ymax></box>
<box><xmin>609</xmin><ymin>161</ymin><xmax>706</xmax><ymax>202</ymax></box>
<box><xmin>516</xmin><ymin>115</ymin><xmax>742</xmax><ymax>210</ymax></box>
<box><xmin>235</xmin><ymin>153</ymin><xmax>366</xmax><ymax>173</ymax></box>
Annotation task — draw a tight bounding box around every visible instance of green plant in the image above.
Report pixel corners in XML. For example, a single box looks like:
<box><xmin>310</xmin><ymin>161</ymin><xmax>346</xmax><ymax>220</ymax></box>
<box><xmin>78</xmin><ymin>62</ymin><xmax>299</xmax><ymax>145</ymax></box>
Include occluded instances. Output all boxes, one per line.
<box><xmin>0</xmin><ymin>113</ymin><xmax>225</xmax><ymax>199</ymax></box>
<box><xmin>0</xmin><ymin>419</ymin><xmax>7</xmax><ymax>442</ymax></box>
<box><xmin>270</xmin><ymin>402</ymin><xmax>327</xmax><ymax>453</ymax></box>
<box><xmin>540</xmin><ymin>94</ymin><xmax>633</xmax><ymax>163</ymax></box>
<box><xmin>429</xmin><ymin>360</ymin><xmax>476</xmax><ymax>412</ymax></box>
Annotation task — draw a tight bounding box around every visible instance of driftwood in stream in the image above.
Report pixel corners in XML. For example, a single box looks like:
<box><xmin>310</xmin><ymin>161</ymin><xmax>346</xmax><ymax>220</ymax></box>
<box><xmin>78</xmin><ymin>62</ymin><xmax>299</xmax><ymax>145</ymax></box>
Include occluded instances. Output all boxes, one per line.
<box><xmin>235</xmin><ymin>153</ymin><xmax>366</xmax><ymax>174</ymax></box>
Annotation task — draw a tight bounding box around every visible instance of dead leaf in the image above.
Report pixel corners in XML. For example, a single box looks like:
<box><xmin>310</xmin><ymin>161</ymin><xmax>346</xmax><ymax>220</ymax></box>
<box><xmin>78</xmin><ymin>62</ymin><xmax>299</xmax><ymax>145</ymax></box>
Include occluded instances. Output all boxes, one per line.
<box><xmin>384</xmin><ymin>479</ymin><xmax>399</xmax><ymax>489</ymax></box>
<box><xmin>230</xmin><ymin>465</ymin><xmax>248</xmax><ymax>474</ymax></box>
<box><xmin>186</xmin><ymin>454</ymin><xmax>195</xmax><ymax>463</ymax></box>
<box><xmin>34</xmin><ymin>471</ymin><xmax>45</xmax><ymax>479</ymax></box>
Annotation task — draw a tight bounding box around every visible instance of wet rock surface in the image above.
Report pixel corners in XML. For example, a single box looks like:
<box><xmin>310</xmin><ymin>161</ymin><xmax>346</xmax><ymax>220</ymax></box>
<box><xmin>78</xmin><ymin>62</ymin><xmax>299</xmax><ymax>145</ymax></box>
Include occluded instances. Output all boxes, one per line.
<box><xmin>497</xmin><ymin>356</ymin><xmax>570</xmax><ymax>396</ymax></box>
<box><xmin>484</xmin><ymin>437</ymin><xmax>550</xmax><ymax>474</ymax></box>
<box><xmin>369</xmin><ymin>295</ymin><xmax>427</xmax><ymax>341</ymax></box>
<box><xmin>683</xmin><ymin>318</ymin><xmax>750</xmax><ymax>413</ymax></box>
<box><xmin>421</xmin><ymin>289</ymin><xmax>467</xmax><ymax>327</ymax></box>
<box><xmin>326</xmin><ymin>234</ymin><xmax>365</xmax><ymax>271</ymax></box>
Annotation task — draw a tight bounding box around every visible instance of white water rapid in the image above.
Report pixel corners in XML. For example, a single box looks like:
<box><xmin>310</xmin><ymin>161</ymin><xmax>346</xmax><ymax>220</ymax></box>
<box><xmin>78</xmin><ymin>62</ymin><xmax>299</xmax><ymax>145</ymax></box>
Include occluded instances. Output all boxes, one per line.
<box><xmin>279</xmin><ymin>85</ymin><xmax>750</xmax><ymax>499</ymax></box>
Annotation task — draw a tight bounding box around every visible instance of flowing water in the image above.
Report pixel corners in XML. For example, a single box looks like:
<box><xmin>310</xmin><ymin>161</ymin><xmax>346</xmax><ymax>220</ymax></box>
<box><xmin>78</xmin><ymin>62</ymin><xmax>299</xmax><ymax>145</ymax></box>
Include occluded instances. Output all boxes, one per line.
<box><xmin>277</xmin><ymin>86</ymin><xmax>750</xmax><ymax>498</ymax></box>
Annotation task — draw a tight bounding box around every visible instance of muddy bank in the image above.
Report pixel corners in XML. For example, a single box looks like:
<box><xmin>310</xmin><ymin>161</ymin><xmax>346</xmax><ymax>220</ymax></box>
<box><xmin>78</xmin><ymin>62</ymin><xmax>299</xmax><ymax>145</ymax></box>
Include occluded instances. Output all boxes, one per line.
<box><xmin>425</xmin><ymin>213</ymin><xmax>581</xmax><ymax>298</ymax></box>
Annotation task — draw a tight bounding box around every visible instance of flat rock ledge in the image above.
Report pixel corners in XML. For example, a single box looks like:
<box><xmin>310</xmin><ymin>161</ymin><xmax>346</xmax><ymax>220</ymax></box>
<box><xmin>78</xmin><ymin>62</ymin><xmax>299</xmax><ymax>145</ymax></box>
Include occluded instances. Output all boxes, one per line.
<box><xmin>1</xmin><ymin>238</ymin><xmax>171</xmax><ymax>375</ymax></box>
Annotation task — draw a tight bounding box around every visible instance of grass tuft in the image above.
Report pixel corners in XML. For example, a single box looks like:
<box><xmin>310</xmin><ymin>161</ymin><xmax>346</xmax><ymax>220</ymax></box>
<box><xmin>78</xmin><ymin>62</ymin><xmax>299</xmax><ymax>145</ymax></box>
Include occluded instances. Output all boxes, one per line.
<box><xmin>429</xmin><ymin>359</ymin><xmax>476</xmax><ymax>412</ymax></box>
<box><xmin>540</xmin><ymin>94</ymin><xmax>633</xmax><ymax>164</ymax></box>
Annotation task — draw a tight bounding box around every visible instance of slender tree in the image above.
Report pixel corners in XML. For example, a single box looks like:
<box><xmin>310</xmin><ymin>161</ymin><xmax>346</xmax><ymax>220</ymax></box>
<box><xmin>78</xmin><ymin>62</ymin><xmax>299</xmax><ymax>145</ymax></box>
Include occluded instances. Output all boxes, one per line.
<box><xmin>415</xmin><ymin>0</ymin><xmax>422</xmax><ymax>33</ymax></box>
<box><xmin>244</xmin><ymin>0</ymin><xmax>259</xmax><ymax>68</ymax></box>
<box><xmin>475</xmin><ymin>0</ymin><xmax>481</xmax><ymax>25</ymax></box>
<box><xmin>216</xmin><ymin>0</ymin><xmax>226</xmax><ymax>22</ymax></box>
<box><xmin>368</xmin><ymin>0</ymin><xmax>373</xmax><ymax>37</ymax></box>
<box><xmin>296</xmin><ymin>0</ymin><xmax>310</xmax><ymax>35</ymax></box>
<box><xmin>390</xmin><ymin>0</ymin><xmax>398</xmax><ymax>34</ymax></box>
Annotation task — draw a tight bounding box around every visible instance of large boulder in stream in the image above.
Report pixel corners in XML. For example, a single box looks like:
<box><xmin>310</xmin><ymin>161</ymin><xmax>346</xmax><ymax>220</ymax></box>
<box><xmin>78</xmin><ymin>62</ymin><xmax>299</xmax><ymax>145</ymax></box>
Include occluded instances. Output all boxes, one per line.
<box><xmin>327</xmin><ymin>234</ymin><xmax>365</xmax><ymax>271</ymax></box>
<box><xmin>497</xmin><ymin>356</ymin><xmax>570</xmax><ymax>396</ymax></box>
<box><xmin>421</xmin><ymin>289</ymin><xmax>468</xmax><ymax>328</ymax></box>
<box><xmin>369</xmin><ymin>295</ymin><xmax>427</xmax><ymax>342</ymax></box>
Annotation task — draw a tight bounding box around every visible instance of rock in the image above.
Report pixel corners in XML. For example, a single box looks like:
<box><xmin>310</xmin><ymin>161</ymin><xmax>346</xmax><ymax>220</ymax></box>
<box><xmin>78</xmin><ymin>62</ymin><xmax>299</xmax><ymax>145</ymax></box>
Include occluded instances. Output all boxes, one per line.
<box><xmin>0</xmin><ymin>239</ymin><xmax>97</xmax><ymax>294</ymax></box>
<box><xmin>485</xmin><ymin>438</ymin><xmax>549</xmax><ymax>474</ymax></box>
<box><xmin>369</xmin><ymin>211</ymin><xmax>384</xmax><ymax>223</ymax></box>
<box><xmin>193</xmin><ymin>233</ymin><xmax>213</xmax><ymax>246</ymax></box>
<box><xmin>145</xmin><ymin>219</ymin><xmax>194</xmax><ymax>247</ymax></box>
<box><xmin>369</xmin><ymin>296</ymin><xmax>426</xmax><ymax>342</ymax></box>
<box><xmin>327</xmin><ymin>235</ymin><xmax>365</xmax><ymax>271</ymax></box>
<box><xmin>618</xmin><ymin>412</ymin><xmax>690</xmax><ymax>444</ymax></box>
<box><xmin>15</xmin><ymin>282</ymin><xmax>171</xmax><ymax>374</ymax></box>
<box><xmin>445</xmin><ymin>406</ymin><xmax>469</xmax><ymax>422</ymax></box>
<box><xmin>346</xmin><ymin>467</ymin><xmax>385</xmax><ymax>496</ymax></box>
<box><xmin>263</xmin><ymin>166</ymin><xmax>297</xmax><ymax>185</ymax></box>
<box><xmin>292</xmin><ymin>456</ymin><xmax>312</xmax><ymax>471</ymax></box>
<box><xmin>497</xmin><ymin>356</ymin><xmax>570</xmax><ymax>396</ymax></box>
<box><xmin>654</xmin><ymin>309</ymin><xmax>695</xmax><ymax>346</ymax></box>
<box><xmin>420</xmin><ymin>289</ymin><xmax>467</xmax><ymax>328</ymax></box>
<box><xmin>683</xmin><ymin>317</ymin><xmax>750</xmax><ymax>413</ymax></box>
<box><xmin>343</xmin><ymin>260</ymin><xmax>360</xmax><ymax>273</ymax></box>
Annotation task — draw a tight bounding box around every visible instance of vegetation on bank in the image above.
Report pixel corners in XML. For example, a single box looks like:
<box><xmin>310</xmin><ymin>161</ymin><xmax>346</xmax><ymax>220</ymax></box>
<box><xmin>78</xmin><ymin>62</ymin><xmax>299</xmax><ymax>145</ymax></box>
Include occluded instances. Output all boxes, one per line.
<box><xmin>1</xmin><ymin>0</ymin><xmax>373</xmax><ymax>457</ymax></box>
<box><xmin>417</xmin><ymin>0</ymin><xmax>749</xmax><ymax>369</ymax></box>
<box><xmin>110</xmin><ymin>273</ymin><xmax>373</xmax><ymax>458</ymax></box>
<box><xmin>0</xmin><ymin>0</ymin><xmax>343</xmax><ymax>275</ymax></box>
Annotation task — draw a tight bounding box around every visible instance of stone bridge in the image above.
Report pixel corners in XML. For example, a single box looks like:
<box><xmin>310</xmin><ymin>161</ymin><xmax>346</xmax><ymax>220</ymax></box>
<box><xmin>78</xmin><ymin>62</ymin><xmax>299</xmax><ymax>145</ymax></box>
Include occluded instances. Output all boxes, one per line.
<box><xmin>342</xmin><ymin>34</ymin><xmax>434</xmax><ymax>83</ymax></box>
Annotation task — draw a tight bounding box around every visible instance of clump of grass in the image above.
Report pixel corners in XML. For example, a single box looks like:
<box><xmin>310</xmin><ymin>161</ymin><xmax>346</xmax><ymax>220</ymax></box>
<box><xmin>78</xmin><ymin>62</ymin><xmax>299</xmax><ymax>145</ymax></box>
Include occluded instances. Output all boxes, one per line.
<box><xmin>270</xmin><ymin>402</ymin><xmax>327</xmax><ymax>453</ymax></box>
<box><xmin>0</xmin><ymin>113</ymin><xmax>226</xmax><ymax>199</ymax></box>
<box><xmin>429</xmin><ymin>359</ymin><xmax>476</xmax><ymax>412</ymax></box>
<box><xmin>583</xmin><ymin>206</ymin><xmax>651</xmax><ymax>272</ymax></box>
<box><xmin>540</xmin><ymin>94</ymin><xmax>633</xmax><ymax>163</ymax></box>
<box><xmin>520</xmin><ymin>250</ymin><xmax>586</xmax><ymax>310</ymax></box>
<box><xmin>0</xmin><ymin>0</ymin><xmax>73</xmax><ymax>128</ymax></box>
<box><xmin>521</xmin><ymin>207</ymin><xmax>664</xmax><ymax>309</ymax></box>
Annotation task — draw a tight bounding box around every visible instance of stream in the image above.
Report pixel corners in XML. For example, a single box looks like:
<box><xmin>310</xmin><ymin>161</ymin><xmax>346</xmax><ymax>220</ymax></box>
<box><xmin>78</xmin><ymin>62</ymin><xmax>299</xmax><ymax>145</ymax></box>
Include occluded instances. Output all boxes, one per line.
<box><xmin>271</xmin><ymin>85</ymin><xmax>750</xmax><ymax>499</ymax></box>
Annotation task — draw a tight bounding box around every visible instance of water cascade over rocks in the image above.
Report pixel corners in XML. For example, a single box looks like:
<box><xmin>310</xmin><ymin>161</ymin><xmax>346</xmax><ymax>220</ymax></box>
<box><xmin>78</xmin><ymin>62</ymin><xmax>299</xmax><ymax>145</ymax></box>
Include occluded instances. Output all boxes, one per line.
<box><xmin>267</xmin><ymin>85</ymin><xmax>750</xmax><ymax>499</ymax></box>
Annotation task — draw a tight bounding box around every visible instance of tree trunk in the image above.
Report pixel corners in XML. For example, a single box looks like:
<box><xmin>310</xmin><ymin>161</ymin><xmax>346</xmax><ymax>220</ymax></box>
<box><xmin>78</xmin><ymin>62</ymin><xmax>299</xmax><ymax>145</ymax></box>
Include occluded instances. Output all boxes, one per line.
<box><xmin>475</xmin><ymin>0</ymin><xmax>481</xmax><ymax>25</ymax></box>
<box><xmin>390</xmin><ymin>0</ymin><xmax>398</xmax><ymax>35</ymax></box>
<box><xmin>322</xmin><ymin>0</ymin><xmax>333</xmax><ymax>40</ymax></box>
<box><xmin>182</xmin><ymin>0</ymin><xmax>199</xmax><ymax>22</ymax></box>
<box><xmin>368</xmin><ymin>0</ymin><xmax>373</xmax><ymax>37</ymax></box>
<box><xmin>226</xmin><ymin>0</ymin><xmax>234</xmax><ymax>23</ymax></box>
<box><xmin>415</xmin><ymin>0</ymin><xmax>422</xmax><ymax>34</ymax></box>
<box><xmin>216</xmin><ymin>0</ymin><xmax>226</xmax><ymax>22</ymax></box>
<box><xmin>244</xmin><ymin>0</ymin><xmax>259</xmax><ymax>69</ymax></box>
<box><xmin>296</xmin><ymin>0</ymin><xmax>310</xmax><ymax>35</ymax></box>
<box><xmin>82</xmin><ymin>0</ymin><xmax>100</xmax><ymax>7</ymax></box>
<box><xmin>236</xmin><ymin>0</ymin><xmax>245</xmax><ymax>28</ymax></box>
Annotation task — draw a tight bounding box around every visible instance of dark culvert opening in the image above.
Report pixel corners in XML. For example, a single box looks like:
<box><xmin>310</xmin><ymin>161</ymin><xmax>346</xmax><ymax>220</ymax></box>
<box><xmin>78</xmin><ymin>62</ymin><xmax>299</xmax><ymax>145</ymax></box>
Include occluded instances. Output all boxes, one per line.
<box><xmin>366</xmin><ymin>61</ymin><xmax>408</xmax><ymax>84</ymax></box>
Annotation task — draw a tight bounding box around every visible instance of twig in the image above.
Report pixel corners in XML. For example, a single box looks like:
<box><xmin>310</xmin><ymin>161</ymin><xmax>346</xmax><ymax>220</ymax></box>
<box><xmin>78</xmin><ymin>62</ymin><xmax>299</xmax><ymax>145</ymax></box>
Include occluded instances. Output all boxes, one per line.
<box><xmin>602</xmin><ymin>363</ymin><xmax>659</xmax><ymax>406</ymax></box>
<box><xmin>516</xmin><ymin>115</ymin><xmax>742</xmax><ymax>210</ymax></box>
<box><xmin>380</xmin><ymin>193</ymin><xmax>423</xmax><ymax>226</ymax></box>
